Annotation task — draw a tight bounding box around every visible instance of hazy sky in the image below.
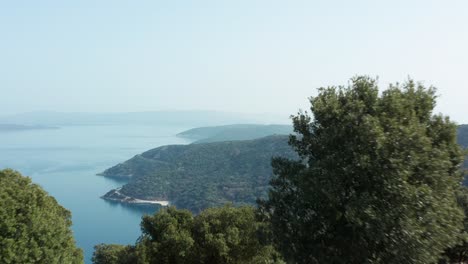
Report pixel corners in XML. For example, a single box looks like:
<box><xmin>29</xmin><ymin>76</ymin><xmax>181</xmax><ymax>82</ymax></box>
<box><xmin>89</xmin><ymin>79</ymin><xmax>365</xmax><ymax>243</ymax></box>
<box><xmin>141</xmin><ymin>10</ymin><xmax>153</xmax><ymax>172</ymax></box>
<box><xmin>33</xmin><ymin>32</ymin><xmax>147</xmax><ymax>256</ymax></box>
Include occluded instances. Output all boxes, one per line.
<box><xmin>1</xmin><ymin>0</ymin><xmax>467</xmax><ymax>123</ymax></box>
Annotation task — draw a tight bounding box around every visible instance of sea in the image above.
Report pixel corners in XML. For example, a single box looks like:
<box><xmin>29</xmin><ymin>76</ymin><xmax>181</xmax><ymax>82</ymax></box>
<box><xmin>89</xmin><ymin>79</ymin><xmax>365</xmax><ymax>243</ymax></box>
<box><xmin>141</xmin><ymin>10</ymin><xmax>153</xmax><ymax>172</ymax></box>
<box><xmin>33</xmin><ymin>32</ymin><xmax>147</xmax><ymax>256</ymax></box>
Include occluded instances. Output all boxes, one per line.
<box><xmin>0</xmin><ymin>124</ymin><xmax>192</xmax><ymax>263</ymax></box>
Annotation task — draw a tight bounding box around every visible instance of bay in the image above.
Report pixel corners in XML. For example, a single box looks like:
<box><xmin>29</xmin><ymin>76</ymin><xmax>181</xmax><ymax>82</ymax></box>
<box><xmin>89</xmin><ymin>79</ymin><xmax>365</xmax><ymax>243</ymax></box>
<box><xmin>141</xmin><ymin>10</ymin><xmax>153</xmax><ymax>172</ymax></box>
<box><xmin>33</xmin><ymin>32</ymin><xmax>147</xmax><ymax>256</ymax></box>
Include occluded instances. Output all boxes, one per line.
<box><xmin>0</xmin><ymin>124</ymin><xmax>191</xmax><ymax>263</ymax></box>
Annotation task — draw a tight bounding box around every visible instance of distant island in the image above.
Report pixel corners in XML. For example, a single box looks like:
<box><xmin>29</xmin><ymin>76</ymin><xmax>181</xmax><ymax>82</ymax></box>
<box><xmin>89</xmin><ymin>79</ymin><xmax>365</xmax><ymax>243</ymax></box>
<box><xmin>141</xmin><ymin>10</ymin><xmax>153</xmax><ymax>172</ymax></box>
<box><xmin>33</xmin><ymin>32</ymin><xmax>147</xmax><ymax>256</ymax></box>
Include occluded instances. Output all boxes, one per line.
<box><xmin>177</xmin><ymin>124</ymin><xmax>292</xmax><ymax>143</ymax></box>
<box><xmin>0</xmin><ymin>124</ymin><xmax>59</xmax><ymax>132</ymax></box>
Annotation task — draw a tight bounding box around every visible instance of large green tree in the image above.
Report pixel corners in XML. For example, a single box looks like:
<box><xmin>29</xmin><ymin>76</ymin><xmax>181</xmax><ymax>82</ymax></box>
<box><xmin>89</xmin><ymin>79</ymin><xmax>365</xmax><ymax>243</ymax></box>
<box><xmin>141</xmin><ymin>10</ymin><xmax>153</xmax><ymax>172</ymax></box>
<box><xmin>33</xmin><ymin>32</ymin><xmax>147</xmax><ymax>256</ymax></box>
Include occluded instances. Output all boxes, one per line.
<box><xmin>136</xmin><ymin>207</ymin><xmax>195</xmax><ymax>263</ymax></box>
<box><xmin>0</xmin><ymin>169</ymin><xmax>83</xmax><ymax>264</ymax></box>
<box><xmin>92</xmin><ymin>244</ymin><xmax>136</xmax><ymax>264</ymax></box>
<box><xmin>93</xmin><ymin>205</ymin><xmax>283</xmax><ymax>264</ymax></box>
<box><xmin>261</xmin><ymin>77</ymin><xmax>465</xmax><ymax>263</ymax></box>
<box><xmin>191</xmin><ymin>206</ymin><xmax>282</xmax><ymax>264</ymax></box>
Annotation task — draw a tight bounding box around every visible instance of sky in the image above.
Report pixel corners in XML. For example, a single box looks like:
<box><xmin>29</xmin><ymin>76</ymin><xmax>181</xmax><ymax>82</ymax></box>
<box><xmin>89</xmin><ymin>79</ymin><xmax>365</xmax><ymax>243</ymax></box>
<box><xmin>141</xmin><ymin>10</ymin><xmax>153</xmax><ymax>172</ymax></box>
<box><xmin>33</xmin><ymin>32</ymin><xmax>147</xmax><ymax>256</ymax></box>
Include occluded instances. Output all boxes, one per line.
<box><xmin>1</xmin><ymin>0</ymin><xmax>467</xmax><ymax>123</ymax></box>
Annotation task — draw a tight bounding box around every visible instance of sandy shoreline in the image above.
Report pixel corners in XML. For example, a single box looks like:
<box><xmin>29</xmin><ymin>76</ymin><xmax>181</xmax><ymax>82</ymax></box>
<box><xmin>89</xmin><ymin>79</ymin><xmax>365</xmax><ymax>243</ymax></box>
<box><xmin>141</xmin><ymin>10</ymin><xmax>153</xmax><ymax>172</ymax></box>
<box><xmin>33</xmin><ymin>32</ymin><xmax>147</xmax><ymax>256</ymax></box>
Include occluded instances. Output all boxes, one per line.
<box><xmin>102</xmin><ymin>188</ymin><xmax>169</xmax><ymax>206</ymax></box>
<box><xmin>130</xmin><ymin>198</ymin><xmax>169</xmax><ymax>206</ymax></box>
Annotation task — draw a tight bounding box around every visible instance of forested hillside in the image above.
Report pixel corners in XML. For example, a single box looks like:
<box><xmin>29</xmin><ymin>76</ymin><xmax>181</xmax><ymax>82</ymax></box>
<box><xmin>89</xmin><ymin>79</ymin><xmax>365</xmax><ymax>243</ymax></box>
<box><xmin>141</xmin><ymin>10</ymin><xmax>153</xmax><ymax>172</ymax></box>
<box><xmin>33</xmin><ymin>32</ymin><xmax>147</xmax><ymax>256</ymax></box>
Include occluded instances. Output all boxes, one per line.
<box><xmin>100</xmin><ymin>135</ymin><xmax>296</xmax><ymax>212</ymax></box>
<box><xmin>100</xmin><ymin>125</ymin><xmax>468</xmax><ymax>213</ymax></box>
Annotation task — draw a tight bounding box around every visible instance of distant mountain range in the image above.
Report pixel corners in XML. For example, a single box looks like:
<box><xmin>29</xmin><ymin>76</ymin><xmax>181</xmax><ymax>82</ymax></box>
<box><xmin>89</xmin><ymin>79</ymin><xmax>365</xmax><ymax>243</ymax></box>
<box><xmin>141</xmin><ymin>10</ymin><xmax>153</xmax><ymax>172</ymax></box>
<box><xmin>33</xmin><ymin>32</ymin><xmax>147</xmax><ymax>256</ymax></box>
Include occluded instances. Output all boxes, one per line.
<box><xmin>0</xmin><ymin>124</ymin><xmax>59</xmax><ymax>132</ymax></box>
<box><xmin>0</xmin><ymin>111</ymin><xmax>288</xmax><ymax>127</ymax></box>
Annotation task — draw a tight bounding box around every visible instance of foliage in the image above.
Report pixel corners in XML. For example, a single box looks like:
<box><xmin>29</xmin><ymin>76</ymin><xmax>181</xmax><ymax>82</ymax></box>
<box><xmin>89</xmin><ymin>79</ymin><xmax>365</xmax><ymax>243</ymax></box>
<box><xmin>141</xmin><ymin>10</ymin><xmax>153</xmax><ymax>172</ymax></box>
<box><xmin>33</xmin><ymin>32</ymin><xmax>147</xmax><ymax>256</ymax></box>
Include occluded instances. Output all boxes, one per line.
<box><xmin>0</xmin><ymin>169</ymin><xmax>83</xmax><ymax>264</ymax></box>
<box><xmin>92</xmin><ymin>244</ymin><xmax>136</xmax><ymax>264</ymax></box>
<box><xmin>260</xmin><ymin>76</ymin><xmax>465</xmax><ymax>264</ymax></box>
<box><xmin>93</xmin><ymin>206</ymin><xmax>283</xmax><ymax>264</ymax></box>
<box><xmin>101</xmin><ymin>135</ymin><xmax>297</xmax><ymax>213</ymax></box>
<box><xmin>439</xmin><ymin>187</ymin><xmax>468</xmax><ymax>263</ymax></box>
<box><xmin>191</xmin><ymin>206</ymin><xmax>283</xmax><ymax>264</ymax></box>
<box><xmin>137</xmin><ymin>207</ymin><xmax>195</xmax><ymax>263</ymax></box>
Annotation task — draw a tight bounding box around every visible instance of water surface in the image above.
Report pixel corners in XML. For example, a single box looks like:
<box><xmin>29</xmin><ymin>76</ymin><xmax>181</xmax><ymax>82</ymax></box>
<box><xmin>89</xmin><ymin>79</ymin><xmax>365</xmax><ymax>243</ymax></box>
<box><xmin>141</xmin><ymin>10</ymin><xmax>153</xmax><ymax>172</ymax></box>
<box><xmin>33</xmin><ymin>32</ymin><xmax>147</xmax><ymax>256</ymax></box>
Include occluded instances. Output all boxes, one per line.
<box><xmin>0</xmin><ymin>124</ymin><xmax>191</xmax><ymax>263</ymax></box>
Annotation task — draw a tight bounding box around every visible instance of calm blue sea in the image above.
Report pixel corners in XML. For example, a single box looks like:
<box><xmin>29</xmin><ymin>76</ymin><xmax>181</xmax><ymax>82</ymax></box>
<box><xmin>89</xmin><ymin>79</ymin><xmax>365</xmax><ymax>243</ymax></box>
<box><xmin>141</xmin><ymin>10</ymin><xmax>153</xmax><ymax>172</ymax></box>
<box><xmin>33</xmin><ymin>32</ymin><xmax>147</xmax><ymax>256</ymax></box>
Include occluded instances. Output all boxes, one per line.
<box><xmin>0</xmin><ymin>124</ymin><xmax>191</xmax><ymax>263</ymax></box>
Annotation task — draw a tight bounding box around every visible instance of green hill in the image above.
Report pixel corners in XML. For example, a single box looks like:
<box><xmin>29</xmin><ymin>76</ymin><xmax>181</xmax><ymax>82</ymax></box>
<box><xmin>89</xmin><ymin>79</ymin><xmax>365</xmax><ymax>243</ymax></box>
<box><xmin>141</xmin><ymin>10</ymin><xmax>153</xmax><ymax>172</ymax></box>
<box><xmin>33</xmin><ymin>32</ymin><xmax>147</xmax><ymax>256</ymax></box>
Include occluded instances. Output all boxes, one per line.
<box><xmin>176</xmin><ymin>124</ymin><xmax>292</xmax><ymax>143</ymax></box>
<box><xmin>100</xmin><ymin>135</ymin><xmax>296</xmax><ymax>213</ymax></box>
<box><xmin>100</xmin><ymin>125</ymin><xmax>468</xmax><ymax>213</ymax></box>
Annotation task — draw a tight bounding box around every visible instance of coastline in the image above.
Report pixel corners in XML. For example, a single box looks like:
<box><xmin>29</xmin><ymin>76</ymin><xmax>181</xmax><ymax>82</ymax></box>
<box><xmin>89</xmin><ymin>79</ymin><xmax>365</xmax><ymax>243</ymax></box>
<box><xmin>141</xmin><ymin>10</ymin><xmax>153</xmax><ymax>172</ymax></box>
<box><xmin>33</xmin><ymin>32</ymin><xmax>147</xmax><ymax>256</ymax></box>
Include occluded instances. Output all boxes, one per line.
<box><xmin>102</xmin><ymin>188</ymin><xmax>169</xmax><ymax>206</ymax></box>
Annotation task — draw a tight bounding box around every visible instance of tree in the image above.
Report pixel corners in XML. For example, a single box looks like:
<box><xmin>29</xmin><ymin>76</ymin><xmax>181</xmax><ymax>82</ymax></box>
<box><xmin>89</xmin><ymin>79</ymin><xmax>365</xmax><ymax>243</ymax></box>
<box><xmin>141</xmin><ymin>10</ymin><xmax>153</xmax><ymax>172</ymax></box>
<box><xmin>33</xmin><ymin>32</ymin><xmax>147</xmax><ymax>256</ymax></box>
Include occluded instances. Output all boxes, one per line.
<box><xmin>191</xmin><ymin>205</ymin><xmax>283</xmax><ymax>264</ymax></box>
<box><xmin>439</xmin><ymin>187</ymin><xmax>468</xmax><ymax>263</ymax></box>
<box><xmin>136</xmin><ymin>206</ymin><xmax>195</xmax><ymax>264</ymax></box>
<box><xmin>93</xmin><ymin>205</ymin><xmax>283</xmax><ymax>264</ymax></box>
<box><xmin>0</xmin><ymin>169</ymin><xmax>83</xmax><ymax>264</ymax></box>
<box><xmin>92</xmin><ymin>244</ymin><xmax>136</xmax><ymax>264</ymax></box>
<box><xmin>260</xmin><ymin>76</ymin><xmax>465</xmax><ymax>263</ymax></box>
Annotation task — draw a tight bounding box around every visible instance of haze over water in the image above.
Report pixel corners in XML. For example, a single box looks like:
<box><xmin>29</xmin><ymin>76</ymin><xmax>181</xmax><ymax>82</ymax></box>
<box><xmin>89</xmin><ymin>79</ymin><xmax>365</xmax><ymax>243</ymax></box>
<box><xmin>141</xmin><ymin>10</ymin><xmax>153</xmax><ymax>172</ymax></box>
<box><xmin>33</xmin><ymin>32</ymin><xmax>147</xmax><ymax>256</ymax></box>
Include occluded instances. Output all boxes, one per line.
<box><xmin>0</xmin><ymin>124</ymin><xmax>191</xmax><ymax>263</ymax></box>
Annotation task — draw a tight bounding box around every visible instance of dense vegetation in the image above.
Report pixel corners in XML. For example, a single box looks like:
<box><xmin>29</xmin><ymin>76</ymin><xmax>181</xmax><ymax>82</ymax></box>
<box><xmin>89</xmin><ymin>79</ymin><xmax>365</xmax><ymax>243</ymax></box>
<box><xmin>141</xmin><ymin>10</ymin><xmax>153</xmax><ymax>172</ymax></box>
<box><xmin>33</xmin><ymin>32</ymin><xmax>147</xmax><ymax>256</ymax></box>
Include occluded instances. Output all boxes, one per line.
<box><xmin>93</xmin><ymin>206</ymin><xmax>283</xmax><ymax>264</ymax></box>
<box><xmin>177</xmin><ymin>124</ymin><xmax>292</xmax><ymax>143</ymax></box>
<box><xmin>0</xmin><ymin>169</ymin><xmax>83</xmax><ymax>264</ymax></box>
<box><xmin>93</xmin><ymin>76</ymin><xmax>467</xmax><ymax>263</ymax></box>
<box><xmin>101</xmin><ymin>135</ymin><xmax>297</xmax><ymax>213</ymax></box>
<box><xmin>92</xmin><ymin>244</ymin><xmax>136</xmax><ymax>264</ymax></box>
<box><xmin>260</xmin><ymin>77</ymin><xmax>466</xmax><ymax>263</ymax></box>
<box><xmin>2</xmin><ymin>77</ymin><xmax>467</xmax><ymax>263</ymax></box>
<box><xmin>440</xmin><ymin>186</ymin><xmax>468</xmax><ymax>263</ymax></box>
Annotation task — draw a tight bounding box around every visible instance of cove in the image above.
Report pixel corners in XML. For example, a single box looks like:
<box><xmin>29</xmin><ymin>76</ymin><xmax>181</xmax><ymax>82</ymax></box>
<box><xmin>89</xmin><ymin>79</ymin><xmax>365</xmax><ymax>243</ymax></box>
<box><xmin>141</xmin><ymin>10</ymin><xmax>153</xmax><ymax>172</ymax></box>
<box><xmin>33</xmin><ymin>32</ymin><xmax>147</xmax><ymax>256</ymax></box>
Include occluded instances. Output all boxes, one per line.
<box><xmin>0</xmin><ymin>124</ymin><xmax>191</xmax><ymax>263</ymax></box>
